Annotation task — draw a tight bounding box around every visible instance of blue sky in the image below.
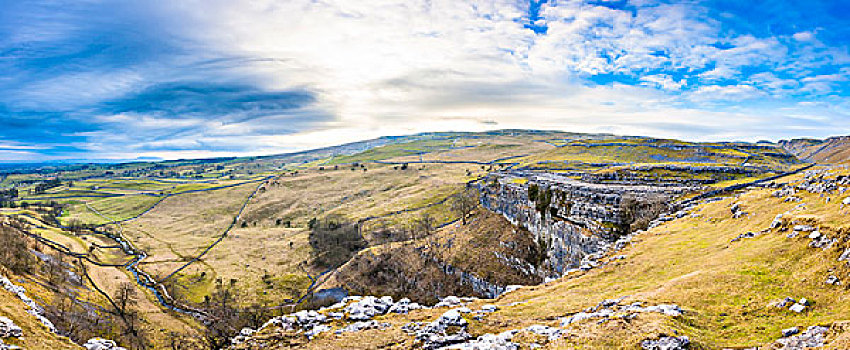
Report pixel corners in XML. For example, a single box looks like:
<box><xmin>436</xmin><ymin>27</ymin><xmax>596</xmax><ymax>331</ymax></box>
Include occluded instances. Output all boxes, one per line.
<box><xmin>0</xmin><ymin>0</ymin><xmax>848</xmax><ymax>161</ymax></box>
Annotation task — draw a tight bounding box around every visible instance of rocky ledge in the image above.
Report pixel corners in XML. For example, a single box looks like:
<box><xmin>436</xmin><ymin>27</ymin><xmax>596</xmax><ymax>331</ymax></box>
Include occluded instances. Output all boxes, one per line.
<box><xmin>478</xmin><ymin>171</ymin><xmax>694</xmax><ymax>276</ymax></box>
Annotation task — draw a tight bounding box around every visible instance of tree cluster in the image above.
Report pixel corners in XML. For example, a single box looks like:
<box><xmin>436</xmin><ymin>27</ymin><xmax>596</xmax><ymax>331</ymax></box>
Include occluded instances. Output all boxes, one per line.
<box><xmin>308</xmin><ymin>215</ymin><xmax>367</xmax><ymax>268</ymax></box>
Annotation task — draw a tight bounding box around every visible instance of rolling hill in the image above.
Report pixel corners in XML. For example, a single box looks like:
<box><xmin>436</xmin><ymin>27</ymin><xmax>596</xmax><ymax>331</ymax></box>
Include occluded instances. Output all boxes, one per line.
<box><xmin>0</xmin><ymin>130</ymin><xmax>847</xmax><ymax>350</ymax></box>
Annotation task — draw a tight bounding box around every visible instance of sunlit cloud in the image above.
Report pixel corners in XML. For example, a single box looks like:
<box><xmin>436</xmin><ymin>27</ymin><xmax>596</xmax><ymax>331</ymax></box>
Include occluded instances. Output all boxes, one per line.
<box><xmin>0</xmin><ymin>0</ymin><xmax>848</xmax><ymax>161</ymax></box>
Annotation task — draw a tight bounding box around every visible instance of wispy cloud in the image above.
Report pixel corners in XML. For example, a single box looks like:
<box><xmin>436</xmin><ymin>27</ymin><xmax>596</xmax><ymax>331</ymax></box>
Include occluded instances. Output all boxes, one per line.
<box><xmin>0</xmin><ymin>0</ymin><xmax>848</xmax><ymax>160</ymax></box>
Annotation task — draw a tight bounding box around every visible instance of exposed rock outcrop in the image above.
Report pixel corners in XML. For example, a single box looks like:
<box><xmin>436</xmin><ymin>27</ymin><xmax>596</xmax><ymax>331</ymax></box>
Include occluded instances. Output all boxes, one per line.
<box><xmin>641</xmin><ymin>335</ymin><xmax>690</xmax><ymax>350</ymax></box>
<box><xmin>0</xmin><ymin>317</ymin><xmax>22</xmax><ymax>339</ymax></box>
<box><xmin>0</xmin><ymin>274</ymin><xmax>56</xmax><ymax>333</ymax></box>
<box><xmin>479</xmin><ymin>172</ymin><xmax>693</xmax><ymax>275</ymax></box>
<box><xmin>82</xmin><ymin>338</ymin><xmax>127</xmax><ymax>350</ymax></box>
<box><xmin>775</xmin><ymin>326</ymin><xmax>829</xmax><ymax>349</ymax></box>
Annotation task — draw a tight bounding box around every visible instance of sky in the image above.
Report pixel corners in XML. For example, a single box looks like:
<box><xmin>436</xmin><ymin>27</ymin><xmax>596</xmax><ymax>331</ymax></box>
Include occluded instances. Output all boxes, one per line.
<box><xmin>1</xmin><ymin>0</ymin><xmax>849</xmax><ymax>162</ymax></box>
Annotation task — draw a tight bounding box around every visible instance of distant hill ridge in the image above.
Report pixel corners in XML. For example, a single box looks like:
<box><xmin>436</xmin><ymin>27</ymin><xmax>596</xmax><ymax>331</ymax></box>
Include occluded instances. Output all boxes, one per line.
<box><xmin>779</xmin><ymin>135</ymin><xmax>850</xmax><ymax>164</ymax></box>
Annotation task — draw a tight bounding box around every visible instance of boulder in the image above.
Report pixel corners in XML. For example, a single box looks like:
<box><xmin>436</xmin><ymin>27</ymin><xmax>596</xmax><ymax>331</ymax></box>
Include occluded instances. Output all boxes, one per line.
<box><xmin>769</xmin><ymin>214</ymin><xmax>783</xmax><ymax>229</ymax></box>
<box><xmin>441</xmin><ymin>331</ymin><xmax>518</xmax><ymax>350</ymax></box>
<box><xmin>334</xmin><ymin>320</ymin><xmax>390</xmax><ymax>334</ymax></box>
<box><xmin>641</xmin><ymin>336</ymin><xmax>690</xmax><ymax>350</ymax></box>
<box><xmin>480</xmin><ymin>304</ymin><xmax>499</xmax><ymax>313</ymax></box>
<box><xmin>839</xmin><ymin>248</ymin><xmax>850</xmax><ymax>262</ymax></box>
<box><xmin>294</xmin><ymin>310</ymin><xmax>328</xmax><ymax>325</ymax></box>
<box><xmin>304</xmin><ymin>325</ymin><xmax>331</xmax><ymax>339</ymax></box>
<box><xmin>83</xmin><ymin>338</ymin><xmax>127</xmax><ymax>350</ymax></box>
<box><xmin>434</xmin><ymin>296</ymin><xmax>463</xmax><ymax>308</ymax></box>
<box><xmin>415</xmin><ymin>309</ymin><xmax>471</xmax><ymax>349</ymax></box>
<box><xmin>774</xmin><ymin>297</ymin><xmax>796</xmax><ymax>308</ymax></box>
<box><xmin>643</xmin><ymin>304</ymin><xmax>684</xmax><ymax>317</ymax></box>
<box><xmin>345</xmin><ymin>296</ymin><xmax>393</xmax><ymax>320</ymax></box>
<box><xmin>436</xmin><ymin>309</ymin><xmax>468</xmax><ymax>328</ymax></box>
<box><xmin>789</xmin><ymin>303</ymin><xmax>806</xmax><ymax>313</ymax></box>
<box><xmin>793</xmin><ymin>225</ymin><xmax>815</xmax><ymax>232</ymax></box>
<box><xmin>387</xmin><ymin>298</ymin><xmax>422</xmax><ymax>314</ymax></box>
<box><xmin>781</xmin><ymin>327</ymin><xmax>799</xmax><ymax>337</ymax></box>
<box><xmin>524</xmin><ymin>325</ymin><xmax>564</xmax><ymax>341</ymax></box>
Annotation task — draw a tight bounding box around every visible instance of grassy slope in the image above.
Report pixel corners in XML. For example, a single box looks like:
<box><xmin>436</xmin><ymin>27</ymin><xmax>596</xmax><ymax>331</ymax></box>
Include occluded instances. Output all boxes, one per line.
<box><xmin>0</xmin><ymin>288</ymin><xmax>82</xmax><ymax>350</ymax></box>
<box><xmin>481</xmin><ymin>167</ymin><xmax>850</xmax><ymax>348</ymax></box>
<box><xmin>323</xmin><ymin>208</ymin><xmax>543</xmax><ymax>302</ymax></box>
<box><xmin>1</xmin><ymin>212</ymin><xmax>203</xmax><ymax>349</ymax></box>
<box><xmin>1</xmin><ymin>131</ymin><xmax>811</xmax><ymax>349</ymax></box>
<box><xmin>247</xmin><ymin>166</ymin><xmax>850</xmax><ymax>349</ymax></box>
<box><xmin>120</xmin><ymin>183</ymin><xmax>258</xmax><ymax>280</ymax></box>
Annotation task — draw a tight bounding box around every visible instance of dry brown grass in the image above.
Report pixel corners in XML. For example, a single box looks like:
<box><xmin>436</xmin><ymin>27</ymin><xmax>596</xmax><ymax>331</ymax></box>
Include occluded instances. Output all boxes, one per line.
<box><xmin>120</xmin><ymin>183</ymin><xmax>257</xmax><ymax>278</ymax></box>
<box><xmin>245</xmin><ymin>166</ymin><xmax>850</xmax><ymax>349</ymax></box>
<box><xmin>0</xmin><ymin>287</ymin><xmax>82</xmax><ymax>350</ymax></box>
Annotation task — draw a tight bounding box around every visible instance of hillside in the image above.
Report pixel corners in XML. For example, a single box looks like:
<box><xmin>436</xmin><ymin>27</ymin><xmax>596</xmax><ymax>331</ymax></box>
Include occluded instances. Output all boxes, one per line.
<box><xmin>0</xmin><ymin>271</ymin><xmax>82</xmax><ymax>350</ymax></box>
<box><xmin>780</xmin><ymin>136</ymin><xmax>850</xmax><ymax>164</ymax></box>
<box><xmin>0</xmin><ymin>130</ymin><xmax>844</xmax><ymax>350</ymax></box>
<box><xmin>230</xmin><ymin>165</ymin><xmax>850</xmax><ymax>349</ymax></box>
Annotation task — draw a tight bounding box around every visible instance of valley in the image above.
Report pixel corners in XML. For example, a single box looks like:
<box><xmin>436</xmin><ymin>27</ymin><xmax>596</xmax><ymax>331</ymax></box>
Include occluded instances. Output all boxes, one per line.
<box><xmin>0</xmin><ymin>130</ymin><xmax>848</xmax><ymax>350</ymax></box>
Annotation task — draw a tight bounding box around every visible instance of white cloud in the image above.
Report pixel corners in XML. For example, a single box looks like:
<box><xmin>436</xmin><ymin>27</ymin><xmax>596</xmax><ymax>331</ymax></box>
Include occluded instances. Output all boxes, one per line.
<box><xmin>120</xmin><ymin>0</ymin><xmax>845</xmax><ymax>152</ymax></box>
<box><xmin>4</xmin><ymin>0</ymin><xmax>849</xmax><ymax>160</ymax></box>
<box><xmin>792</xmin><ymin>31</ymin><xmax>816</xmax><ymax>42</ymax></box>
<box><xmin>690</xmin><ymin>84</ymin><xmax>766</xmax><ymax>102</ymax></box>
<box><xmin>640</xmin><ymin>74</ymin><xmax>685</xmax><ymax>91</ymax></box>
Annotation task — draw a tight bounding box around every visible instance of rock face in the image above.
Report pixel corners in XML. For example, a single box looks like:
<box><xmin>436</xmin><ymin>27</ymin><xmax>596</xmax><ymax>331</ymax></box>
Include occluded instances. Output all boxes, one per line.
<box><xmin>479</xmin><ymin>172</ymin><xmax>691</xmax><ymax>275</ymax></box>
<box><xmin>0</xmin><ymin>274</ymin><xmax>55</xmax><ymax>333</ymax></box>
<box><xmin>0</xmin><ymin>317</ymin><xmax>22</xmax><ymax>338</ymax></box>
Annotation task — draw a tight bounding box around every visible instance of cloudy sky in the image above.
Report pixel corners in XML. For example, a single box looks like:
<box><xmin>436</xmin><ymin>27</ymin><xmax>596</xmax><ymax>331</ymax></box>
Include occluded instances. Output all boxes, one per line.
<box><xmin>1</xmin><ymin>0</ymin><xmax>849</xmax><ymax>161</ymax></box>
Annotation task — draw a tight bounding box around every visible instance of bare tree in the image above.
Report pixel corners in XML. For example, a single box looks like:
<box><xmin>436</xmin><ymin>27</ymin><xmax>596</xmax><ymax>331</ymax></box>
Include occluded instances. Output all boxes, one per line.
<box><xmin>451</xmin><ymin>187</ymin><xmax>478</xmax><ymax>225</ymax></box>
<box><xmin>0</xmin><ymin>226</ymin><xmax>34</xmax><ymax>274</ymax></box>
<box><xmin>44</xmin><ymin>251</ymin><xmax>67</xmax><ymax>286</ymax></box>
<box><xmin>408</xmin><ymin>212</ymin><xmax>436</xmax><ymax>241</ymax></box>
<box><xmin>112</xmin><ymin>282</ymin><xmax>149</xmax><ymax>350</ymax></box>
<box><xmin>114</xmin><ymin>282</ymin><xmax>138</xmax><ymax>317</ymax></box>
